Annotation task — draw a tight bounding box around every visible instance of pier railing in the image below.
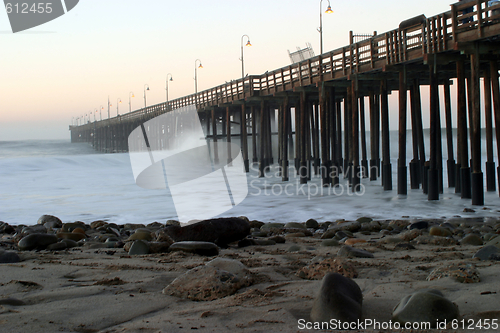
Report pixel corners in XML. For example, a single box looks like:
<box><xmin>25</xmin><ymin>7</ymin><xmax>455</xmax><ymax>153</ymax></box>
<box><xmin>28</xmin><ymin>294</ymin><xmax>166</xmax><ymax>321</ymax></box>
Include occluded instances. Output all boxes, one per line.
<box><xmin>74</xmin><ymin>0</ymin><xmax>499</xmax><ymax>130</ymax></box>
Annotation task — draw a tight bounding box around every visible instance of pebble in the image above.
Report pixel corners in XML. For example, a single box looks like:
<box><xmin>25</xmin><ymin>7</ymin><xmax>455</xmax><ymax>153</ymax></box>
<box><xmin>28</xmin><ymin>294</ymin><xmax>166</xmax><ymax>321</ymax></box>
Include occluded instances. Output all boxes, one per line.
<box><xmin>392</xmin><ymin>289</ymin><xmax>460</xmax><ymax>328</ymax></box>
<box><xmin>37</xmin><ymin>215</ymin><xmax>62</xmax><ymax>226</ymax></box>
<box><xmin>429</xmin><ymin>226</ymin><xmax>452</xmax><ymax>237</ymax></box>
<box><xmin>0</xmin><ymin>251</ymin><xmax>21</xmax><ymax>263</ymax></box>
<box><xmin>356</xmin><ymin>217</ymin><xmax>372</xmax><ymax>223</ymax></box>
<box><xmin>310</xmin><ymin>273</ymin><xmax>363</xmax><ymax>323</ymax></box>
<box><xmin>128</xmin><ymin>240</ymin><xmax>149</xmax><ymax>255</ymax></box>
<box><xmin>473</xmin><ymin>245</ymin><xmax>499</xmax><ymax>260</ymax></box>
<box><xmin>260</xmin><ymin>223</ymin><xmax>285</xmax><ymax>230</ymax></box>
<box><xmin>297</xmin><ymin>258</ymin><xmax>357</xmax><ymax>280</ymax></box>
<box><xmin>305</xmin><ymin>219</ymin><xmax>319</xmax><ymax>229</ymax></box>
<box><xmin>320</xmin><ymin>230</ymin><xmax>336</xmax><ymax>239</ymax></box>
<box><xmin>409</xmin><ymin>221</ymin><xmax>429</xmax><ymax>230</ymax></box>
<box><xmin>460</xmin><ymin>233</ymin><xmax>483</xmax><ymax>246</ymax></box>
<box><xmin>288</xmin><ymin>245</ymin><xmax>301</xmax><ymax>252</ymax></box>
<box><xmin>284</xmin><ymin>222</ymin><xmax>306</xmax><ymax>229</ymax></box>
<box><xmin>169</xmin><ymin>241</ymin><xmax>219</xmax><ymax>256</ymax></box>
<box><xmin>337</xmin><ymin>245</ymin><xmax>374</xmax><ymax>258</ymax></box>
<box><xmin>163</xmin><ymin>217</ymin><xmax>250</xmax><ymax>247</ymax></box>
<box><xmin>268</xmin><ymin>235</ymin><xmax>286</xmax><ymax>243</ymax></box>
<box><xmin>46</xmin><ymin>242</ymin><xmax>68</xmax><ymax>251</ymax></box>
<box><xmin>285</xmin><ymin>232</ymin><xmax>306</xmax><ymax>238</ymax></box>
<box><xmin>127</xmin><ymin>229</ymin><xmax>153</xmax><ymax>241</ymax></box>
<box><xmin>206</xmin><ymin>257</ymin><xmax>251</xmax><ymax>284</ymax></box>
<box><xmin>344</xmin><ymin>238</ymin><xmax>367</xmax><ymax>245</ymax></box>
<box><xmin>321</xmin><ymin>239</ymin><xmax>339</xmax><ymax>247</ymax></box>
<box><xmin>56</xmin><ymin>232</ymin><xmax>85</xmax><ymax>242</ymax></box>
<box><xmin>328</xmin><ymin>221</ymin><xmax>361</xmax><ymax>233</ymax></box>
<box><xmin>485</xmin><ymin>235</ymin><xmax>500</xmax><ymax>247</ymax></box>
<box><xmin>18</xmin><ymin>233</ymin><xmax>58</xmax><ymax>251</ymax></box>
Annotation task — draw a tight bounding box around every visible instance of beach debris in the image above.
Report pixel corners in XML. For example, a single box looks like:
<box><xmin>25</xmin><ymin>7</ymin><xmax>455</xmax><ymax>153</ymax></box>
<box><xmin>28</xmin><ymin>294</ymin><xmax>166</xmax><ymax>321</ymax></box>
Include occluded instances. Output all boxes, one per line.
<box><xmin>310</xmin><ymin>273</ymin><xmax>363</xmax><ymax>323</ymax></box>
<box><xmin>427</xmin><ymin>263</ymin><xmax>480</xmax><ymax>283</ymax></box>
<box><xmin>297</xmin><ymin>258</ymin><xmax>357</xmax><ymax>280</ymax></box>
<box><xmin>392</xmin><ymin>289</ymin><xmax>460</xmax><ymax>328</ymax></box>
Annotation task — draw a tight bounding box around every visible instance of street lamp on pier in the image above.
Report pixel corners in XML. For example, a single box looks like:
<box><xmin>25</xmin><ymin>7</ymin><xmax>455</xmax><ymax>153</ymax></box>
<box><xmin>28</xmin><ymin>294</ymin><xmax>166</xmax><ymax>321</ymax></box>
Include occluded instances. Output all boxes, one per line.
<box><xmin>318</xmin><ymin>0</ymin><xmax>333</xmax><ymax>55</ymax></box>
<box><xmin>116</xmin><ymin>98</ymin><xmax>122</xmax><ymax>116</ymax></box>
<box><xmin>129</xmin><ymin>92</ymin><xmax>134</xmax><ymax>113</ymax></box>
<box><xmin>194</xmin><ymin>59</ymin><xmax>203</xmax><ymax>105</ymax></box>
<box><xmin>144</xmin><ymin>84</ymin><xmax>150</xmax><ymax>108</ymax></box>
<box><xmin>166</xmin><ymin>73</ymin><xmax>173</xmax><ymax>110</ymax></box>
<box><xmin>99</xmin><ymin>105</ymin><xmax>104</xmax><ymax>121</ymax></box>
<box><xmin>107</xmin><ymin>96</ymin><xmax>113</xmax><ymax>119</ymax></box>
<box><xmin>240</xmin><ymin>35</ymin><xmax>252</xmax><ymax>79</ymax></box>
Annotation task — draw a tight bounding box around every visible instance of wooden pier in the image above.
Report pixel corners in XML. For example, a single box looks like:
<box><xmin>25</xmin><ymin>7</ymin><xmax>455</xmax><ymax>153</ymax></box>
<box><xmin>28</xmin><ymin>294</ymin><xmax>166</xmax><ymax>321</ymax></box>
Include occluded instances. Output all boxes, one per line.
<box><xmin>70</xmin><ymin>0</ymin><xmax>500</xmax><ymax>205</ymax></box>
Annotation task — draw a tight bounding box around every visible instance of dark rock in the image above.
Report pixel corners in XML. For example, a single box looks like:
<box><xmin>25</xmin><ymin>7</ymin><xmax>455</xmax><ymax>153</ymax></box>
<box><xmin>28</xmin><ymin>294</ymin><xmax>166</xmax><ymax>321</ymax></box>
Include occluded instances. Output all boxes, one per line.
<box><xmin>356</xmin><ymin>217</ymin><xmax>373</xmax><ymax>223</ymax></box>
<box><xmin>169</xmin><ymin>241</ymin><xmax>219</xmax><ymax>256</ymax></box>
<box><xmin>485</xmin><ymin>236</ymin><xmax>500</xmax><ymax>248</ymax></box>
<box><xmin>306</xmin><ymin>219</ymin><xmax>319</xmax><ymax>229</ymax></box>
<box><xmin>61</xmin><ymin>222</ymin><xmax>86</xmax><ymax>233</ymax></box>
<box><xmin>310</xmin><ymin>273</ymin><xmax>363</xmax><ymax>323</ymax></box>
<box><xmin>337</xmin><ymin>245</ymin><xmax>374</xmax><ymax>258</ymax></box>
<box><xmin>395</xmin><ymin>243</ymin><xmax>415</xmax><ymax>250</ymax></box>
<box><xmin>37</xmin><ymin>215</ymin><xmax>62</xmax><ymax>226</ymax></box>
<box><xmin>460</xmin><ymin>234</ymin><xmax>483</xmax><ymax>246</ymax></box>
<box><xmin>473</xmin><ymin>245</ymin><xmax>499</xmax><ymax>260</ymax></box>
<box><xmin>0</xmin><ymin>222</ymin><xmax>15</xmax><ymax>234</ymax></box>
<box><xmin>429</xmin><ymin>226</ymin><xmax>452</xmax><ymax>237</ymax></box>
<box><xmin>148</xmin><ymin>241</ymin><xmax>171</xmax><ymax>254</ymax></box>
<box><xmin>248</xmin><ymin>220</ymin><xmax>265</xmax><ymax>229</ymax></box>
<box><xmin>18</xmin><ymin>234</ymin><xmax>58</xmax><ymax>251</ymax></box>
<box><xmin>128</xmin><ymin>240</ymin><xmax>149</xmax><ymax>255</ymax></box>
<box><xmin>321</xmin><ymin>239</ymin><xmax>339</xmax><ymax>247</ymax></box>
<box><xmin>409</xmin><ymin>221</ymin><xmax>429</xmax><ymax>230</ymax></box>
<box><xmin>46</xmin><ymin>242</ymin><xmax>67</xmax><ymax>251</ymax></box>
<box><xmin>392</xmin><ymin>289</ymin><xmax>460</xmax><ymax>328</ymax></box>
<box><xmin>284</xmin><ymin>222</ymin><xmax>306</xmax><ymax>229</ymax></box>
<box><xmin>288</xmin><ymin>245</ymin><xmax>301</xmax><ymax>252</ymax></box>
<box><xmin>320</xmin><ymin>230</ymin><xmax>336</xmax><ymax>239</ymax></box>
<box><xmin>0</xmin><ymin>251</ymin><xmax>21</xmax><ymax>263</ymax></box>
<box><xmin>163</xmin><ymin>217</ymin><xmax>250</xmax><ymax>247</ymax></box>
<box><xmin>238</xmin><ymin>238</ymin><xmax>254</xmax><ymax>248</ymax></box>
<box><xmin>328</xmin><ymin>221</ymin><xmax>361</xmax><ymax>233</ymax></box>
<box><xmin>268</xmin><ymin>235</ymin><xmax>286</xmax><ymax>243</ymax></box>
<box><xmin>60</xmin><ymin>239</ymin><xmax>78</xmax><ymax>248</ymax></box>
<box><xmin>335</xmin><ymin>231</ymin><xmax>351</xmax><ymax>240</ymax></box>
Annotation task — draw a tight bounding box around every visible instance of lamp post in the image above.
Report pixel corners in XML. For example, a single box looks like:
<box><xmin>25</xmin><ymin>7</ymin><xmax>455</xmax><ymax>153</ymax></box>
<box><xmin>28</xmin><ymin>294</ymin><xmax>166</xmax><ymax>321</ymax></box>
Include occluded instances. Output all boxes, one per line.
<box><xmin>94</xmin><ymin>109</ymin><xmax>97</xmax><ymax>122</ymax></box>
<box><xmin>144</xmin><ymin>84</ymin><xmax>150</xmax><ymax>108</ymax></box>
<box><xmin>166</xmin><ymin>73</ymin><xmax>173</xmax><ymax>110</ymax></box>
<box><xmin>107</xmin><ymin>96</ymin><xmax>113</xmax><ymax>119</ymax></box>
<box><xmin>129</xmin><ymin>92</ymin><xmax>134</xmax><ymax>113</ymax></box>
<box><xmin>318</xmin><ymin>0</ymin><xmax>333</xmax><ymax>55</ymax></box>
<box><xmin>99</xmin><ymin>105</ymin><xmax>104</xmax><ymax>121</ymax></box>
<box><xmin>240</xmin><ymin>35</ymin><xmax>252</xmax><ymax>78</ymax></box>
<box><xmin>116</xmin><ymin>98</ymin><xmax>122</xmax><ymax>116</ymax></box>
<box><xmin>194</xmin><ymin>59</ymin><xmax>203</xmax><ymax>105</ymax></box>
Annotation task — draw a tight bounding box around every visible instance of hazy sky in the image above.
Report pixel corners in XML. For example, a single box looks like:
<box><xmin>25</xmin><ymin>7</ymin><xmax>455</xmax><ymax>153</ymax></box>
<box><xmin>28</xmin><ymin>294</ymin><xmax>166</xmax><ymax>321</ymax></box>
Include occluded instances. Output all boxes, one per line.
<box><xmin>0</xmin><ymin>0</ymin><xmax>454</xmax><ymax>140</ymax></box>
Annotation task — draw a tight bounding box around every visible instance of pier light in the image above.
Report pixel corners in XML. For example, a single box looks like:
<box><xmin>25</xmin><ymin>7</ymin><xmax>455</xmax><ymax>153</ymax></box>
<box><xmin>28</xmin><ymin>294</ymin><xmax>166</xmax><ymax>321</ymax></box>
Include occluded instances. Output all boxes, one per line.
<box><xmin>319</xmin><ymin>0</ymin><xmax>333</xmax><ymax>55</ymax></box>
<box><xmin>94</xmin><ymin>109</ymin><xmax>98</xmax><ymax>122</ymax></box>
<box><xmin>195</xmin><ymin>59</ymin><xmax>203</xmax><ymax>105</ymax></box>
<box><xmin>100</xmin><ymin>105</ymin><xmax>104</xmax><ymax>121</ymax></box>
<box><xmin>241</xmin><ymin>34</ymin><xmax>252</xmax><ymax>79</ymax></box>
<box><xmin>166</xmin><ymin>73</ymin><xmax>173</xmax><ymax>109</ymax></box>
<box><xmin>117</xmin><ymin>98</ymin><xmax>122</xmax><ymax>116</ymax></box>
<box><xmin>144</xmin><ymin>84</ymin><xmax>150</xmax><ymax>108</ymax></box>
<box><xmin>129</xmin><ymin>92</ymin><xmax>134</xmax><ymax>113</ymax></box>
<box><xmin>107</xmin><ymin>96</ymin><xmax>112</xmax><ymax>119</ymax></box>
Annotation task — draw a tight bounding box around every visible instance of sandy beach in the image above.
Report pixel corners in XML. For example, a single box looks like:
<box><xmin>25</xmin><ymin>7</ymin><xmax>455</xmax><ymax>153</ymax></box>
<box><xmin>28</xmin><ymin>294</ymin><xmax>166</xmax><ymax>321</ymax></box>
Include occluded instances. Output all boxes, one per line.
<box><xmin>1</xmin><ymin>216</ymin><xmax>500</xmax><ymax>333</ymax></box>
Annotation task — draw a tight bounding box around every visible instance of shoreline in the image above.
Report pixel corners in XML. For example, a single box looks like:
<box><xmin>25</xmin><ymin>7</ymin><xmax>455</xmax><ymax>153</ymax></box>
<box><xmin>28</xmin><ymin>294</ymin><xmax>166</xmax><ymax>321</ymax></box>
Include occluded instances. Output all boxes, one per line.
<box><xmin>1</xmin><ymin>216</ymin><xmax>499</xmax><ymax>332</ymax></box>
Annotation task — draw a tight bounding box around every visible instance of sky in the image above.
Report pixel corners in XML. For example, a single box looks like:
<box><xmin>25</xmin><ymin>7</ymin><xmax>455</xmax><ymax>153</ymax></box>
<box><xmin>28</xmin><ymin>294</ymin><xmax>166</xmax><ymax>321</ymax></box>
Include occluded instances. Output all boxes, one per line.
<box><xmin>0</xmin><ymin>0</ymin><xmax>458</xmax><ymax>140</ymax></box>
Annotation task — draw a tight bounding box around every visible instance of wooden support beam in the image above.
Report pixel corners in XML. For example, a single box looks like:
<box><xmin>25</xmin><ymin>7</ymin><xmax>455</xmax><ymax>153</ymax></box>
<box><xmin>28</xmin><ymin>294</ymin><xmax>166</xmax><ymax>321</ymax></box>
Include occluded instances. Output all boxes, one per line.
<box><xmin>483</xmin><ymin>68</ymin><xmax>495</xmax><ymax>191</ymax></box>
<box><xmin>359</xmin><ymin>96</ymin><xmax>369</xmax><ymax>178</ymax></box>
<box><xmin>490</xmin><ymin>61</ymin><xmax>500</xmax><ymax>196</ymax></box>
<box><xmin>457</xmin><ymin>59</ymin><xmax>471</xmax><ymax>198</ymax></box>
<box><xmin>351</xmin><ymin>78</ymin><xmax>361</xmax><ymax>191</ymax></box>
<box><xmin>470</xmin><ymin>48</ymin><xmax>484</xmax><ymax>205</ymax></box>
<box><xmin>398</xmin><ymin>69</ymin><xmax>408</xmax><ymax>195</ymax></box>
<box><xmin>241</xmin><ymin>104</ymin><xmax>249</xmax><ymax>172</ymax></box>
<box><xmin>444</xmin><ymin>80</ymin><xmax>456</xmax><ymax>188</ymax></box>
<box><xmin>428</xmin><ymin>63</ymin><xmax>440</xmax><ymax>201</ymax></box>
<box><xmin>381</xmin><ymin>79</ymin><xmax>392</xmax><ymax>191</ymax></box>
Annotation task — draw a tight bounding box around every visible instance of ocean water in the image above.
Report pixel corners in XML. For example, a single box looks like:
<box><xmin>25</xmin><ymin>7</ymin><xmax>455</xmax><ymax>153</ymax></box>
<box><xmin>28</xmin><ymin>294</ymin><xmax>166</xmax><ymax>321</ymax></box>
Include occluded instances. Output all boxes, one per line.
<box><xmin>0</xmin><ymin>134</ymin><xmax>499</xmax><ymax>226</ymax></box>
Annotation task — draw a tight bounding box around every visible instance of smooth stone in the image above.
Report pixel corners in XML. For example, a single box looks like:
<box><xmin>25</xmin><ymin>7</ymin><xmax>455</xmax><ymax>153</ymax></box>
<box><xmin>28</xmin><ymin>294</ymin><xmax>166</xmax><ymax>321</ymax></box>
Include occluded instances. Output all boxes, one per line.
<box><xmin>305</xmin><ymin>219</ymin><xmax>319</xmax><ymax>229</ymax></box>
<box><xmin>252</xmin><ymin>239</ymin><xmax>276</xmax><ymax>246</ymax></box>
<box><xmin>409</xmin><ymin>221</ymin><xmax>429</xmax><ymax>230</ymax></box>
<box><xmin>473</xmin><ymin>245</ymin><xmax>499</xmax><ymax>260</ymax></box>
<box><xmin>163</xmin><ymin>265</ymin><xmax>249</xmax><ymax>301</ymax></box>
<box><xmin>288</xmin><ymin>245</ymin><xmax>302</xmax><ymax>252</ymax></box>
<box><xmin>284</xmin><ymin>222</ymin><xmax>306</xmax><ymax>229</ymax></box>
<box><xmin>169</xmin><ymin>241</ymin><xmax>219</xmax><ymax>256</ymax></box>
<box><xmin>148</xmin><ymin>241</ymin><xmax>171</xmax><ymax>254</ymax></box>
<box><xmin>72</xmin><ymin>227</ymin><xmax>86</xmax><ymax>235</ymax></box>
<box><xmin>344</xmin><ymin>238</ymin><xmax>367</xmax><ymax>245</ymax></box>
<box><xmin>490</xmin><ymin>253</ymin><xmax>500</xmax><ymax>261</ymax></box>
<box><xmin>485</xmin><ymin>236</ymin><xmax>500</xmax><ymax>247</ymax></box>
<box><xmin>21</xmin><ymin>225</ymin><xmax>47</xmax><ymax>236</ymax></box>
<box><xmin>60</xmin><ymin>239</ymin><xmax>78</xmax><ymax>248</ymax></box>
<box><xmin>320</xmin><ymin>230</ymin><xmax>336</xmax><ymax>239</ymax></box>
<box><xmin>0</xmin><ymin>298</ymin><xmax>25</xmax><ymax>306</ymax></box>
<box><xmin>37</xmin><ymin>214</ymin><xmax>62</xmax><ymax>226</ymax></box>
<box><xmin>18</xmin><ymin>234</ymin><xmax>58</xmax><ymax>251</ymax></box>
<box><xmin>61</xmin><ymin>222</ymin><xmax>86</xmax><ymax>232</ymax></box>
<box><xmin>328</xmin><ymin>221</ymin><xmax>361</xmax><ymax>233</ymax></box>
<box><xmin>163</xmin><ymin>217</ymin><xmax>250</xmax><ymax>247</ymax></box>
<box><xmin>127</xmin><ymin>230</ymin><xmax>152</xmax><ymax>241</ymax></box>
<box><xmin>337</xmin><ymin>245</ymin><xmax>374</xmax><ymax>258</ymax></box>
<box><xmin>261</xmin><ymin>222</ymin><xmax>285</xmax><ymax>230</ymax></box>
<box><xmin>0</xmin><ymin>222</ymin><xmax>15</xmax><ymax>234</ymax></box>
<box><xmin>251</xmin><ymin>231</ymin><xmax>268</xmax><ymax>237</ymax></box>
<box><xmin>128</xmin><ymin>240</ymin><xmax>150</xmax><ymax>255</ymax></box>
<box><xmin>165</xmin><ymin>220</ymin><xmax>180</xmax><ymax>227</ymax></box>
<box><xmin>56</xmin><ymin>232</ymin><xmax>85</xmax><ymax>242</ymax></box>
<box><xmin>310</xmin><ymin>273</ymin><xmax>363</xmax><ymax>323</ymax></box>
<box><xmin>484</xmin><ymin>233</ymin><xmax>497</xmax><ymax>242</ymax></box>
<box><xmin>206</xmin><ymin>257</ymin><xmax>250</xmax><ymax>282</ymax></box>
<box><xmin>392</xmin><ymin>289</ymin><xmax>460</xmax><ymax>328</ymax></box>
<box><xmin>0</xmin><ymin>251</ymin><xmax>21</xmax><ymax>263</ymax></box>
<box><xmin>268</xmin><ymin>235</ymin><xmax>286</xmax><ymax>243</ymax></box>
<box><xmin>321</xmin><ymin>239</ymin><xmax>339</xmax><ymax>247</ymax></box>
<box><xmin>248</xmin><ymin>220</ymin><xmax>264</xmax><ymax>229</ymax></box>
<box><xmin>90</xmin><ymin>220</ymin><xmax>107</xmax><ymax>229</ymax></box>
<box><xmin>285</xmin><ymin>232</ymin><xmax>306</xmax><ymax>238</ymax></box>
<box><xmin>460</xmin><ymin>234</ymin><xmax>483</xmax><ymax>246</ymax></box>
<box><xmin>46</xmin><ymin>242</ymin><xmax>68</xmax><ymax>251</ymax></box>
<box><xmin>429</xmin><ymin>226</ymin><xmax>452</xmax><ymax>237</ymax></box>
<box><xmin>356</xmin><ymin>217</ymin><xmax>373</xmax><ymax>223</ymax></box>
<box><xmin>335</xmin><ymin>230</ymin><xmax>352</xmax><ymax>240</ymax></box>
